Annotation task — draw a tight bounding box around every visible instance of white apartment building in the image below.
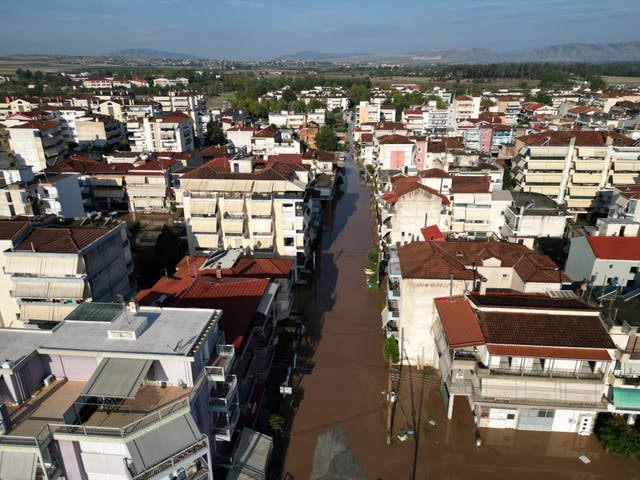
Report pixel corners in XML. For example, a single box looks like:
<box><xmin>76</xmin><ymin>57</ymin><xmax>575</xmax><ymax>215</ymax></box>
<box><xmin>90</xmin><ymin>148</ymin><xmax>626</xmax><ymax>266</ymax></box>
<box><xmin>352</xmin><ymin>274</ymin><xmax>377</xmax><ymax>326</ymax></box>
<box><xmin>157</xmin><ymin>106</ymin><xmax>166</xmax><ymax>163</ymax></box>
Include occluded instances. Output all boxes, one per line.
<box><xmin>180</xmin><ymin>157</ymin><xmax>315</xmax><ymax>281</ymax></box>
<box><xmin>512</xmin><ymin>131</ymin><xmax>636</xmax><ymax>217</ymax></box>
<box><xmin>7</xmin><ymin>120</ymin><xmax>65</xmax><ymax>172</ymax></box>
<box><xmin>436</xmin><ymin>293</ymin><xmax>614</xmax><ymax>435</ymax></box>
<box><xmin>127</xmin><ymin>112</ymin><xmax>195</xmax><ymax>153</ymax></box>
<box><xmin>0</xmin><ymin>219</ymin><xmax>133</xmax><ymax>326</ymax></box>
<box><xmin>386</xmin><ymin>241</ymin><xmax>569</xmax><ymax>366</ymax></box>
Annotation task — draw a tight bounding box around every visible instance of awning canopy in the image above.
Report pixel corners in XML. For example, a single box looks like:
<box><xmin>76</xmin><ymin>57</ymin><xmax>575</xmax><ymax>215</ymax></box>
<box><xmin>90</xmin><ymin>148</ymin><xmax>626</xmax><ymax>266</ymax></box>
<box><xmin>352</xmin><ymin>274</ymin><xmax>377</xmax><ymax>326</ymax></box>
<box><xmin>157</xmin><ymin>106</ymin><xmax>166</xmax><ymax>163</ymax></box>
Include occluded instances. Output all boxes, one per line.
<box><xmin>81</xmin><ymin>357</ymin><xmax>152</xmax><ymax>399</ymax></box>
<box><xmin>613</xmin><ymin>387</ymin><xmax>640</xmax><ymax>409</ymax></box>
<box><xmin>227</xmin><ymin>428</ymin><xmax>273</xmax><ymax>480</ymax></box>
<box><xmin>0</xmin><ymin>451</ymin><xmax>38</xmax><ymax>480</ymax></box>
<box><xmin>126</xmin><ymin>414</ymin><xmax>204</xmax><ymax>473</ymax></box>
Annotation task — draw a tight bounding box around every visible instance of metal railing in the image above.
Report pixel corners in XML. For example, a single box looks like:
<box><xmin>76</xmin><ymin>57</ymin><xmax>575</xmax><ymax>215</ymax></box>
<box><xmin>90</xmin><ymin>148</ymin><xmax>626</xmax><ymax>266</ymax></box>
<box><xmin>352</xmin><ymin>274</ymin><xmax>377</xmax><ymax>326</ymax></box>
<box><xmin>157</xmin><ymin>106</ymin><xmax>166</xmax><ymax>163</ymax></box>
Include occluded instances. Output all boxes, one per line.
<box><xmin>126</xmin><ymin>439</ymin><xmax>208</xmax><ymax>480</ymax></box>
<box><xmin>49</xmin><ymin>396</ymin><xmax>190</xmax><ymax>439</ymax></box>
<box><xmin>487</xmin><ymin>367</ymin><xmax>604</xmax><ymax>381</ymax></box>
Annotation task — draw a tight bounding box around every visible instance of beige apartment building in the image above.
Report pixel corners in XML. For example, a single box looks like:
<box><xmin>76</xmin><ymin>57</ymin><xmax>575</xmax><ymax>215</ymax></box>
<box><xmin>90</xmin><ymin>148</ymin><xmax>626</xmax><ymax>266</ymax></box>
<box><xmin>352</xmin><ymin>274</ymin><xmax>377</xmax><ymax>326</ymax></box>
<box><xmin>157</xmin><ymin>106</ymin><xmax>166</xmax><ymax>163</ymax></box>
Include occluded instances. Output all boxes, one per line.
<box><xmin>512</xmin><ymin>131</ymin><xmax>637</xmax><ymax>217</ymax></box>
<box><xmin>127</xmin><ymin>111</ymin><xmax>195</xmax><ymax>153</ymax></box>
<box><xmin>7</xmin><ymin>119</ymin><xmax>65</xmax><ymax>172</ymax></box>
<box><xmin>0</xmin><ymin>219</ymin><xmax>133</xmax><ymax>326</ymax></box>
<box><xmin>179</xmin><ymin>156</ymin><xmax>314</xmax><ymax>280</ymax></box>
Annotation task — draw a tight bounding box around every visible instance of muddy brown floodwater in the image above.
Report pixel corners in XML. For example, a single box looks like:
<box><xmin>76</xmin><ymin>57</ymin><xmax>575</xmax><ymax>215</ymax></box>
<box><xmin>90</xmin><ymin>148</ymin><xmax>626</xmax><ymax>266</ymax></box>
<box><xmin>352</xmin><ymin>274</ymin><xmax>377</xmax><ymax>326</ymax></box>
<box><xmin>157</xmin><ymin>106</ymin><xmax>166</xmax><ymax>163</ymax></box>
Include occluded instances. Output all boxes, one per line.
<box><xmin>281</xmin><ymin>150</ymin><xmax>640</xmax><ymax>479</ymax></box>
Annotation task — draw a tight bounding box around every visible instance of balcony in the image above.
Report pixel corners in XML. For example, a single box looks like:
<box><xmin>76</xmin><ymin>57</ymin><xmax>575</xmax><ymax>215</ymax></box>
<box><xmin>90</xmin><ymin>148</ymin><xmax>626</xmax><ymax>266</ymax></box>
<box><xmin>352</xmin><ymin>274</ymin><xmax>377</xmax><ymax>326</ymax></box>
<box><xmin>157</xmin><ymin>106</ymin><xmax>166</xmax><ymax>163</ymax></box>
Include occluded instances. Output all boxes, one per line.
<box><xmin>452</xmin><ymin>351</ymin><xmax>478</xmax><ymax>370</ymax></box>
<box><xmin>209</xmin><ymin>375</ymin><xmax>238</xmax><ymax>412</ymax></box>
<box><xmin>126</xmin><ymin>439</ymin><xmax>209</xmax><ymax>480</ymax></box>
<box><xmin>214</xmin><ymin>405</ymin><xmax>240</xmax><ymax>442</ymax></box>
<box><xmin>206</xmin><ymin>345</ymin><xmax>235</xmax><ymax>382</ymax></box>
<box><xmin>608</xmin><ymin>372</ymin><xmax>640</xmax><ymax>388</ymax></box>
<box><xmin>479</xmin><ymin>366</ymin><xmax>605</xmax><ymax>381</ymax></box>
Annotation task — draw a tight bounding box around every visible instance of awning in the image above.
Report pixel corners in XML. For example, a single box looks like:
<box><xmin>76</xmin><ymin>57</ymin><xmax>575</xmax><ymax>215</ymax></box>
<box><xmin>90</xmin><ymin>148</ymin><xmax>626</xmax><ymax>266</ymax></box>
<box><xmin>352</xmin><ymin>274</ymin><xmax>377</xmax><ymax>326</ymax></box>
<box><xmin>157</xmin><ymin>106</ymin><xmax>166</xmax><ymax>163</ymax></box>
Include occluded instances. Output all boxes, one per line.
<box><xmin>81</xmin><ymin>357</ymin><xmax>152</xmax><ymax>398</ymax></box>
<box><xmin>126</xmin><ymin>414</ymin><xmax>205</xmax><ymax>473</ymax></box>
<box><xmin>0</xmin><ymin>451</ymin><xmax>38</xmax><ymax>480</ymax></box>
<box><xmin>613</xmin><ymin>387</ymin><xmax>640</xmax><ymax>409</ymax></box>
<box><xmin>227</xmin><ymin>428</ymin><xmax>273</xmax><ymax>480</ymax></box>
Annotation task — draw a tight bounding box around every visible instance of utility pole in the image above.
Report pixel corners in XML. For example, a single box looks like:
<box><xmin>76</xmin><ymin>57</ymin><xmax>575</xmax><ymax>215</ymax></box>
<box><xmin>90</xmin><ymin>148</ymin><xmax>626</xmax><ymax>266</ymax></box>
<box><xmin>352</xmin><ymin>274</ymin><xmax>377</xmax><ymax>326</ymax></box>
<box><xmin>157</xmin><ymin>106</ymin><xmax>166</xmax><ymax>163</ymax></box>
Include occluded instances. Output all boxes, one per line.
<box><xmin>386</xmin><ymin>356</ymin><xmax>392</xmax><ymax>445</ymax></box>
<box><xmin>376</xmin><ymin>248</ymin><xmax>381</xmax><ymax>287</ymax></box>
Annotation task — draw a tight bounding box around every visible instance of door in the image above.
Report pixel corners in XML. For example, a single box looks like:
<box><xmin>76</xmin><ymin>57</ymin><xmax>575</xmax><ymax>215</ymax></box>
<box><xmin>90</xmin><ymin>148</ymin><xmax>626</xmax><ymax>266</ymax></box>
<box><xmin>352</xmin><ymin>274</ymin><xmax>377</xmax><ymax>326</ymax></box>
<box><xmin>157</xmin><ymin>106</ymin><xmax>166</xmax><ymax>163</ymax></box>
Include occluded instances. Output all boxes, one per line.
<box><xmin>578</xmin><ymin>414</ymin><xmax>593</xmax><ymax>435</ymax></box>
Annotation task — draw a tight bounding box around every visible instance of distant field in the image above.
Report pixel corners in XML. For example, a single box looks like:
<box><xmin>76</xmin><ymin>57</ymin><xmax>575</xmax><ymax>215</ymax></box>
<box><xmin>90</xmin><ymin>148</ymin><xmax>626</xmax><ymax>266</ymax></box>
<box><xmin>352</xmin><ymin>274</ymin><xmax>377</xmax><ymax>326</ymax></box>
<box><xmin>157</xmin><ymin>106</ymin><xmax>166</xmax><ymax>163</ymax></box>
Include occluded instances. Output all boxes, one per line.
<box><xmin>602</xmin><ymin>75</ymin><xmax>640</xmax><ymax>86</ymax></box>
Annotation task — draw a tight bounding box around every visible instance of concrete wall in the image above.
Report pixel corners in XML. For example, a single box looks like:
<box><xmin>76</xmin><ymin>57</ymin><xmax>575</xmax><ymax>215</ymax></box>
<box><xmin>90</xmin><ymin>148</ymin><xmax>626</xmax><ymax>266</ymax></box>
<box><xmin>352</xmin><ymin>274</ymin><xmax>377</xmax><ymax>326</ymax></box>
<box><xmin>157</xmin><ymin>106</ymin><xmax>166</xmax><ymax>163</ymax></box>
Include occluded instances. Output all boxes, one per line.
<box><xmin>564</xmin><ymin>236</ymin><xmax>596</xmax><ymax>283</ymax></box>
<box><xmin>46</xmin><ymin>354</ymin><xmax>99</xmax><ymax>380</ymax></box>
<box><xmin>401</xmin><ymin>278</ymin><xmax>469</xmax><ymax>366</ymax></box>
<box><xmin>391</xmin><ymin>189</ymin><xmax>443</xmax><ymax>244</ymax></box>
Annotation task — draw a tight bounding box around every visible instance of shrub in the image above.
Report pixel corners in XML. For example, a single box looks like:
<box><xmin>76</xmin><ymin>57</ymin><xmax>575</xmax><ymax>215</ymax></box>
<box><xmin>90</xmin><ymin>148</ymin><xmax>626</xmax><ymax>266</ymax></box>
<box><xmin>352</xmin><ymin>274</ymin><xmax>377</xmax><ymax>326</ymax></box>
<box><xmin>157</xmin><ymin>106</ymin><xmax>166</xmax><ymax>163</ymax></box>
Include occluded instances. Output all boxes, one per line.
<box><xmin>383</xmin><ymin>336</ymin><xmax>400</xmax><ymax>364</ymax></box>
<box><xmin>596</xmin><ymin>415</ymin><xmax>640</xmax><ymax>458</ymax></box>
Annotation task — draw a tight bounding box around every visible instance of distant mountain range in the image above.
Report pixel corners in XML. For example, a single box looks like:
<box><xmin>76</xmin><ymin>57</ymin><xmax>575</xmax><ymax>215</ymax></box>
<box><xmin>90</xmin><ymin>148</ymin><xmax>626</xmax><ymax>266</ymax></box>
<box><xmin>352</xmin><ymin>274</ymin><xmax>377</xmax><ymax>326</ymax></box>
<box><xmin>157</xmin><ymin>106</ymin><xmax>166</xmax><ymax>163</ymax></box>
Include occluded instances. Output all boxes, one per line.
<box><xmin>272</xmin><ymin>41</ymin><xmax>640</xmax><ymax>65</ymax></box>
<box><xmin>108</xmin><ymin>48</ymin><xmax>204</xmax><ymax>60</ymax></box>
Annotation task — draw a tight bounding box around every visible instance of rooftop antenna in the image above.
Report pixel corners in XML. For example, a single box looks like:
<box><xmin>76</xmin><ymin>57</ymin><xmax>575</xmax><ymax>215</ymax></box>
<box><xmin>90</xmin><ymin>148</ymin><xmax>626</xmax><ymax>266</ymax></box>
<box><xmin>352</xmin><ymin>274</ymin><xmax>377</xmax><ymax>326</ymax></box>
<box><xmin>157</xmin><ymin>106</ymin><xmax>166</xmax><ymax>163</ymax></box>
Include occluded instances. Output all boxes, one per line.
<box><xmin>449</xmin><ymin>272</ymin><xmax>454</xmax><ymax>303</ymax></box>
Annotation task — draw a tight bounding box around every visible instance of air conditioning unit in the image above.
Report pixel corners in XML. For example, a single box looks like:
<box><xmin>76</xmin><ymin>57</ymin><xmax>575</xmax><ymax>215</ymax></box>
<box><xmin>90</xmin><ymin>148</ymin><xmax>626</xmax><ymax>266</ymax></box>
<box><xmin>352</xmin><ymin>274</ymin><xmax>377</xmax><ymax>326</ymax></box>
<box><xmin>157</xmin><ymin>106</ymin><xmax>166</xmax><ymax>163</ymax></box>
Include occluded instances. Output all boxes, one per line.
<box><xmin>43</xmin><ymin>374</ymin><xmax>56</xmax><ymax>387</ymax></box>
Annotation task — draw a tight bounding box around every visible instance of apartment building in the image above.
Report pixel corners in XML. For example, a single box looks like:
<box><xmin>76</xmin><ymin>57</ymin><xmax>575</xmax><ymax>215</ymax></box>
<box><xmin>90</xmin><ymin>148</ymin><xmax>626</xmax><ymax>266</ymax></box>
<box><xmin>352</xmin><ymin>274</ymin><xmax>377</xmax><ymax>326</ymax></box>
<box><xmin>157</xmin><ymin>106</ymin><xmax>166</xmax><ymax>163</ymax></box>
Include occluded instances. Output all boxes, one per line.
<box><xmin>495</xmin><ymin>96</ymin><xmax>523</xmax><ymax>125</ymax></box>
<box><xmin>385</xmin><ymin>241</ymin><xmax>569</xmax><ymax>366</ymax></box>
<box><xmin>180</xmin><ymin>157</ymin><xmax>314</xmax><ymax>281</ymax></box>
<box><xmin>375</xmin><ymin>134</ymin><xmax>416</xmax><ymax>171</ymax></box>
<box><xmin>127</xmin><ymin>112</ymin><xmax>195</xmax><ymax>152</ymax></box>
<box><xmin>0</xmin><ymin>303</ymin><xmax>223</xmax><ymax>479</ymax></box>
<box><xmin>501</xmin><ymin>192</ymin><xmax>572</xmax><ymax>248</ymax></box>
<box><xmin>226</xmin><ymin>126</ymin><xmax>255</xmax><ymax>153</ymax></box>
<box><xmin>435</xmin><ymin>293</ymin><xmax>614</xmax><ymax>434</ymax></box>
<box><xmin>75</xmin><ymin>114</ymin><xmax>125</xmax><ymax>148</ymax></box>
<box><xmin>511</xmin><ymin>131</ymin><xmax>636</xmax><ymax>216</ymax></box>
<box><xmin>0</xmin><ymin>219</ymin><xmax>133</xmax><ymax>326</ymax></box>
<box><xmin>153</xmin><ymin>77</ymin><xmax>190</xmax><ymax>87</ymax></box>
<box><xmin>356</xmin><ymin>101</ymin><xmax>381</xmax><ymax>126</ymax></box>
<box><xmin>378</xmin><ymin>175</ymin><xmax>449</xmax><ymax>247</ymax></box>
<box><xmin>452</xmin><ymin>95</ymin><xmax>481</xmax><ymax>120</ymax></box>
<box><xmin>7</xmin><ymin>120</ymin><xmax>65</xmax><ymax>172</ymax></box>
<box><xmin>602</xmin><ymin>296</ymin><xmax>640</xmax><ymax>422</ymax></box>
<box><xmin>152</xmin><ymin>92</ymin><xmax>207</xmax><ymax>136</ymax></box>
<box><xmin>125</xmin><ymin>157</ymin><xmax>181</xmax><ymax>212</ymax></box>
<box><xmin>565</xmin><ymin>236</ymin><xmax>640</xmax><ymax>290</ymax></box>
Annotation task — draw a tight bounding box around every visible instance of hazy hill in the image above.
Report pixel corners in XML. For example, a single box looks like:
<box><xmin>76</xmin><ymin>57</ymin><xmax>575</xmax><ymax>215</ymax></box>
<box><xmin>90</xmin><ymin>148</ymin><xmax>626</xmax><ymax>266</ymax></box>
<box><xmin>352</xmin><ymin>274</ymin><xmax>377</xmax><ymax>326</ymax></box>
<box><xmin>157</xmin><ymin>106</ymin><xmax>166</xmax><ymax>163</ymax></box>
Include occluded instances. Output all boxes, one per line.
<box><xmin>108</xmin><ymin>48</ymin><xmax>204</xmax><ymax>60</ymax></box>
<box><xmin>519</xmin><ymin>41</ymin><xmax>640</xmax><ymax>63</ymax></box>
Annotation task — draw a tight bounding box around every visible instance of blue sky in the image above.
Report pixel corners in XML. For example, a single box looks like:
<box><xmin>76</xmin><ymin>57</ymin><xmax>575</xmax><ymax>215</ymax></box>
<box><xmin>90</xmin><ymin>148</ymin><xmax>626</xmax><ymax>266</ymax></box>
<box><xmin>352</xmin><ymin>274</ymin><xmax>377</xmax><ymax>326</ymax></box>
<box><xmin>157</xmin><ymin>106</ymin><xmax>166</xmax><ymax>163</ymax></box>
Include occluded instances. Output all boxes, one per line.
<box><xmin>1</xmin><ymin>0</ymin><xmax>639</xmax><ymax>59</ymax></box>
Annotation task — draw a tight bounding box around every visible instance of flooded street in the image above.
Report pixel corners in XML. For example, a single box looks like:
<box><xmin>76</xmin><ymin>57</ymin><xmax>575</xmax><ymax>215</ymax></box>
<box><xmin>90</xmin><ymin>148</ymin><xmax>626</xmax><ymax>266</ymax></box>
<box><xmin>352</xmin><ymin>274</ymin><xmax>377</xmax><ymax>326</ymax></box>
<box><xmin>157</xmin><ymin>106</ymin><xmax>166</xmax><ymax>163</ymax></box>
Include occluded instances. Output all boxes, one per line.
<box><xmin>280</xmin><ymin>143</ymin><xmax>640</xmax><ymax>479</ymax></box>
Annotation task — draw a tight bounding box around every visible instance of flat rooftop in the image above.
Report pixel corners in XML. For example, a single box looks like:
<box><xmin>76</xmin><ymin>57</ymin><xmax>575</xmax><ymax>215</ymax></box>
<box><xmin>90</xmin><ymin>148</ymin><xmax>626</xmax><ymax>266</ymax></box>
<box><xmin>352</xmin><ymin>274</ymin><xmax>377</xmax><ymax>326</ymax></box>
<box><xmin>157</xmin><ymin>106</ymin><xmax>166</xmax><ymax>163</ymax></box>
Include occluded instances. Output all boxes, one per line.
<box><xmin>40</xmin><ymin>306</ymin><xmax>220</xmax><ymax>357</ymax></box>
<box><xmin>0</xmin><ymin>328</ymin><xmax>53</xmax><ymax>368</ymax></box>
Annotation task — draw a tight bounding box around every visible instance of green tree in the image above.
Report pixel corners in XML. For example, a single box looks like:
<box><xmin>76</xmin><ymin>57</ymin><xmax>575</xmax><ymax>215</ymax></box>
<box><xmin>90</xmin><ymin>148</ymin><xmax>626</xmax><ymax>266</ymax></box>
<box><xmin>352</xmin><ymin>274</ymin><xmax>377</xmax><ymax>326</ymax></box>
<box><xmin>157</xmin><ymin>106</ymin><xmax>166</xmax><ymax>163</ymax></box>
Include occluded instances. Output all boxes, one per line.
<box><xmin>206</xmin><ymin>124</ymin><xmax>226</xmax><ymax>146</ymax></box>
<box><xmin>596</xmin><ymin>415</ymin><xmax>640</xmax><ymax>458</ymax></box>
<box><xmin>383</xmin><ymin>336</ymin><xmax>400</xmax><ymax>364</ymax></box>
<box><xmin>117</xmin><ymin>139</ymin><xmax>131</xmax><ymax>151</ymax></box>
<box><xmin>481</xmin><ymin>98</ymin><xmax>496</xmax><ymax>108</ymax></box>
<box><xmin>269</xmin><ymin>413</ymin><xmax>285</xmax><ymax>434</ymax></box>
<box><xmin>502</xmin><ymin>166</ymin><xmax>513</xmax><ymax>190</ymax></box>
<box><xmin>314</xmin><ymin>125</ymin><xmax>338</xmax><ymax>151</ymax></box>
<box><xmin>533</xmin><ymin>93</ymin><xmax>553</xmax><ymax>106</ymax></box>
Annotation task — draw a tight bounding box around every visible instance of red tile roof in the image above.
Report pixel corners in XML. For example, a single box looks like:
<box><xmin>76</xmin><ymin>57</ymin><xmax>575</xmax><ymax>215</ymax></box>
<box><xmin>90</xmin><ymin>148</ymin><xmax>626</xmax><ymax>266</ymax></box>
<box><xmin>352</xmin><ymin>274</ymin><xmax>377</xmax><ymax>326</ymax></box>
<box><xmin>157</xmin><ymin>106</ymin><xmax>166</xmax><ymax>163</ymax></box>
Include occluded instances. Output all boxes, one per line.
<box><xmin>181</xmin><ymin>158</ymin><xmax>308</xmax><ymax>181</ymax></box>
<box><xmin>173</xmin><ymin>255</ymin><xmax>292</xmax><ymax>279</ymax></box>
<box><xmin>0</xmin><ymin>220</ymin><xmax>30</xmax><ymax>242</ymax></box>
<box><xmin>420</xmin><ymin>225</ymin><xmax>445</xmax><ymax>242</ymax></box>
<box><xmin>586</xmin><ymin>236</ymin><xmax>640</xmax><ymax>261</ymax></box>
<box><xmin>14</xmin><ymin>226</ymin><xmax>115</xmax><ymax>253</ymax></box>
<box><xmin>435</xmin><ymin>296</ymin><xmax>484</xmax><ymax>348</ymax></box>
<box><xmin>397</xmin><ymin>241</ymin><xmax>563</xmax><ymax>281</ymax></box>
<box><xmin>616</xmin><ymin>184</ymin><xmax>640</xmax><ymax>200</ymax></box>
<box><xmin>136</xmin><ymin>276</ymin><xmax>269</xmax><ymax>348</ymax></box>
<box><xmin>418</xmin><ymin>168</ymin><xmax>451</xmax><ymax>179</ymax></box>
<box><xmin>450</xmin><ymin>175</ymin><xmax>490</xmax><ymax>194</ymax></box>
<box><xmin>268</xmin><ymin>154</ymin><xmax>302</xmax><ymax>164</ymax></box>
<box><xmin>10</xmin><ymin>120</ymin><xmax>60</xmax><ymax>131</ymax></box>
<box><xmin>517</xmin><ymin>130</ymin><xmax>634</xmax><ymax>147</ymax></box>
<box><xmin>389</xmin><ymin>176</ymin><xmax>450</xmax><ymax>205</ymax></box>
<box><xmin>477</xmin><ymin>311</ymin><xmax>615</xmax><ymax>350</ymax></box>
<box><xmin>377</xmin><ymin>134</ymin><xmax>414</xmax><ymax>145</ymax></box>
<box><xmin>48</xmin><ymin>155</ymin><xmax>101</xmax><ymax>174</ymax></box>
<box><xmin>152</xmin><ymin>111</ymin><xmax>190</xmax><ymax>123</ymax></box>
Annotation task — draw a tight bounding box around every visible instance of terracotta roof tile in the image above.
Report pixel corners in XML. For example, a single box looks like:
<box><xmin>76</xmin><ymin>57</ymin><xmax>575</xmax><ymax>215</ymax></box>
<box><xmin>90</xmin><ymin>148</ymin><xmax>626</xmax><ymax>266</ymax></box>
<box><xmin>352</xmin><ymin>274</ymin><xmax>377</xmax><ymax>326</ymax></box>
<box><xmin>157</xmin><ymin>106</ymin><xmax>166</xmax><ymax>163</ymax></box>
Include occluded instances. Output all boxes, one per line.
<box><xmin>586</xmin><ymin>236</ymin><xmax>640</xmax><ymax>261</ymax></box>
<box><xmin>516</xmin><ymin>131</ymin><xmax>634</xmax><ymax>147</ymax></box>
<box><xmin>435</xmin><ymin>296</ymin><xmax>484</xmax><ymax>348</ymax></box>
<box><xmin>450</xmin><ymin>175</ymin><xmax>490</xmax><ymax>193</ymax></box>
<box><xmin>14</xmin><ymin>226</ymin><xmax>115</xmax><ymax>253</ymax></box>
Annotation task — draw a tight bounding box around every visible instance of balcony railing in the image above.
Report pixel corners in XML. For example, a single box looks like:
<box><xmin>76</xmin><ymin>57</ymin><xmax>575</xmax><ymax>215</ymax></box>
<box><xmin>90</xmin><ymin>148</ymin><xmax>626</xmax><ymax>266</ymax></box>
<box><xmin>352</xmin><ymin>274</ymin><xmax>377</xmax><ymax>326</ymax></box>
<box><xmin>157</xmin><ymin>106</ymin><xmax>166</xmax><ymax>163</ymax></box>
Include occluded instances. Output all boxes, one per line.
<box><xmin>484</xmin><ymin>366</ymin><xmax>604</xmax><ymax>381</ymax></box>
<box><xmin>126</xmin><ymin>439</ymin><xmax>209</xmax><ymax>480</ymax></box>
<box><xmin>49</xmin><ymin>396</ymin><xmax>190</xmax><ymax>439</ymax></box>
<box><xmin>206</xmin><ymin>345</ymin><xmax>235</xmax><ymax>382</ymax></box>
<box><xmin>209</xmin><ymin>375</ymin><xmax>238</xmax><ymax>410</ymax></box>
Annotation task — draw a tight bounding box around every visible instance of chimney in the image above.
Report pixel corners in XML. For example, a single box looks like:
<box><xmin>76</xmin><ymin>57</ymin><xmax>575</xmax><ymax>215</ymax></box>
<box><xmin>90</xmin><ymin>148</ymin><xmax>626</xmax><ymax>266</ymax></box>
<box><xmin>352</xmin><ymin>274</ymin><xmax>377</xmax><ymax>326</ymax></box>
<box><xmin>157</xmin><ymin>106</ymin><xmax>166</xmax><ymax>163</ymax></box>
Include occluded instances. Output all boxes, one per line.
<box><xmin>216</xmin><ymin>262</ymin><xmax>222</xmax><ymax>279</ymax></box>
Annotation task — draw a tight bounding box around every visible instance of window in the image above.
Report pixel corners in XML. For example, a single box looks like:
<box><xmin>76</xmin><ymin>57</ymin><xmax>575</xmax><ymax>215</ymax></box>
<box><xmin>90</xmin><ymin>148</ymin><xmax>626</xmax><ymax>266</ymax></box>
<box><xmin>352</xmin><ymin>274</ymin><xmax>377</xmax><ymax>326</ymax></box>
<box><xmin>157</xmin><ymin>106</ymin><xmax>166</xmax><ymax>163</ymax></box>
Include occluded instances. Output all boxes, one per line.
<box><xmin>507</xmin><ymin>414</ymin><xmax>515</xmax><ymax>420</ymax></box>
<box><xmin>631</xmin><ymin>267</ymin><xmax>638</xmax><ymax>274</ymax></box>
<box><xmin>537</xmin><ymin>409</ymin><xmax>554</xmax><ymax>418</ymax></box>
<box><xmin>284</xmin><ymin>237</ymin><xmax>294</xmax><ymax>246</ymax></box>
<box><xmin>502</xmin><ymin>273</ymin><xmax>509</xmax><ymax>279</ymax></box>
